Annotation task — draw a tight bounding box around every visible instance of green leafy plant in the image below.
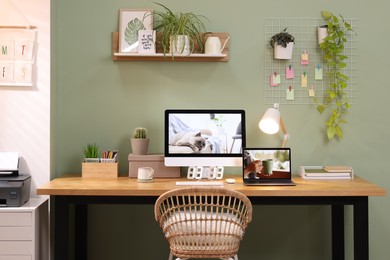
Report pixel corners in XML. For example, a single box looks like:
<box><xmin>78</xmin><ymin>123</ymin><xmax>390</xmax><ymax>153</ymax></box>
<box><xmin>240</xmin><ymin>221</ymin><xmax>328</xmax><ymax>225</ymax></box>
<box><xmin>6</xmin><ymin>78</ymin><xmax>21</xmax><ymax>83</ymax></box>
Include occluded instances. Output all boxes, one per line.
<box><xmin>83</xmin><ymin>143</ymin><xmax>100</xmax><ymax>158</ymax></box>
<box><xmin>316</xmin><ymin>11</ymin><xmax>356</xmax><ymax>140</ymax></box>
<box><xmin>270</xmin><ymin>28</ymin><xmax>295</xmax><ymax>48</ymax></box>
<box><xmin>153</xmin><ymin>2</ymin><xmax>208</xmax><ymax>56</ymax></box>
<box><xmin>133</xmin><ymin>127</ymin><xmax>147</xmax><ymax>139</ymax></box>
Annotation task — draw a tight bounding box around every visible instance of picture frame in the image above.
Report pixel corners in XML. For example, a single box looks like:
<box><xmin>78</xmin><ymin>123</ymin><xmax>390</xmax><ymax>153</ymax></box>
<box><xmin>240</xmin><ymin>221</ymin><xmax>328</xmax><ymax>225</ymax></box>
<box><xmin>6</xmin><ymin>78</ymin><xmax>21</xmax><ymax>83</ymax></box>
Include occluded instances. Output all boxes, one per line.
<box><xmin>119</xmin><ymin>9</ymin><xmax>153</xmax><ymax>53</ymax></box>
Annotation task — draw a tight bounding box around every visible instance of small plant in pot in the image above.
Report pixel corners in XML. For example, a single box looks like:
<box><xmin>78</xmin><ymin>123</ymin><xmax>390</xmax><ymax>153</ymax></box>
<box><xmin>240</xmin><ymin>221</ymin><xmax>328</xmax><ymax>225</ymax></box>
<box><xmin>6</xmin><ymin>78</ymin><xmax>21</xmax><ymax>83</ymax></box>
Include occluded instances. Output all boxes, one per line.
<box><xmin>270</xmin><ymin>28</ymin><xmax>295</xmax><ymax>59</ymax></box>
<box><xmin>153</xmin><ymin>2</ymin><xmax>208</xmax><ymax>57</ymax></box>
<box><xmin>83</xmin><ymin>143</ymin><xmax>100</xmax><ymax>162</ymax></box>
<box><xmin>315</xmin><ymin>11</ymin><xmax>356</xmax><ymax>140</ymax></box>
<box><xmin>130</xmin><ymin>127</ymin><xmax>149</xmax><ymax>155</ymax></box>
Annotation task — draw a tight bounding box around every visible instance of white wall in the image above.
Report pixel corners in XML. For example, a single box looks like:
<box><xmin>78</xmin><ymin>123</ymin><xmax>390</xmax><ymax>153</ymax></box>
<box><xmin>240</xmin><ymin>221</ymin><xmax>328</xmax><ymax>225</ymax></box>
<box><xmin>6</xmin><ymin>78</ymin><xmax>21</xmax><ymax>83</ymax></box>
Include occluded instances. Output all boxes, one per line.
<box><xmin>0</xmin><ymin>0</ymin><xmax>50</xmax><ymax>197</ymax></box>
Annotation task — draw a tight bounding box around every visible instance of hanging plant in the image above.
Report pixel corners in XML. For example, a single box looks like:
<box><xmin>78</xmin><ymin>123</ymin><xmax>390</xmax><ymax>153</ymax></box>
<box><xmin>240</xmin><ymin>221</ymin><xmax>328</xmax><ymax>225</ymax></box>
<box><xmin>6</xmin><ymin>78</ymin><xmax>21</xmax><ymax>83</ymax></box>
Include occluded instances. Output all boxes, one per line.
<box><xmin>315</xmin><ymin>11</ymin><xmax>356</xmax><ymax>140</ymax></box>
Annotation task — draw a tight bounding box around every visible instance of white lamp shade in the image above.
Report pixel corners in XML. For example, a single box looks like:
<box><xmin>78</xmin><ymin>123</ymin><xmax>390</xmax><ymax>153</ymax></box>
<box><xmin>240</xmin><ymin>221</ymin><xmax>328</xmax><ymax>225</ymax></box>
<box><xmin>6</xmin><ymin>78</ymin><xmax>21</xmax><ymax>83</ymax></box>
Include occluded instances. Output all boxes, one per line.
<box><xmin>259</xmin><ymin>107</ymin><xmax>280</xmax><ymax>134</ymax></box>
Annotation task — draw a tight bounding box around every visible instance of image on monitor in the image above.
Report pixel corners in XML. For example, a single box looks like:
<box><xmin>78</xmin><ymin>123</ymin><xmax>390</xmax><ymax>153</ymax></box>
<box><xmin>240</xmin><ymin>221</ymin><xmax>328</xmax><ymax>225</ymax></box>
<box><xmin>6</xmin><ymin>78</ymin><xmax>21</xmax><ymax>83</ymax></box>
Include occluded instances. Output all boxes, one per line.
<box><xmin>164</xmin><ymin>109</ymin><xmax>246</xmax><ymax>167</ymax></box>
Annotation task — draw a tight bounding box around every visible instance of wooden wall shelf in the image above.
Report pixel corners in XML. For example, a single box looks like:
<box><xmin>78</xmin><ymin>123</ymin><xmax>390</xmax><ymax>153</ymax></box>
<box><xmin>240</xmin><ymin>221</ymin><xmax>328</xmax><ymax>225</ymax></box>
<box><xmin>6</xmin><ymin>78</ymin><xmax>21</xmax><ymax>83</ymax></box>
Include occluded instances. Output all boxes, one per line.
<box><xmin>112</xmin><ymin>32</ymin><xmax>229</xmax><ymax>62</ymax></box>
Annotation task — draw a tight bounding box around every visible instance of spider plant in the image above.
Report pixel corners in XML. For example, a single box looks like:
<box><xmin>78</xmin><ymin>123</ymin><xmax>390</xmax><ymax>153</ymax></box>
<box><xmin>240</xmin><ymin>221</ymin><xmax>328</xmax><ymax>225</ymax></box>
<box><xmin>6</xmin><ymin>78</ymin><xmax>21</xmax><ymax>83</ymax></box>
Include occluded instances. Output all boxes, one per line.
<box><xmin>153</xmin><ymin>2</ymin><xmax>208</xmax><ymax>56</ymax></box>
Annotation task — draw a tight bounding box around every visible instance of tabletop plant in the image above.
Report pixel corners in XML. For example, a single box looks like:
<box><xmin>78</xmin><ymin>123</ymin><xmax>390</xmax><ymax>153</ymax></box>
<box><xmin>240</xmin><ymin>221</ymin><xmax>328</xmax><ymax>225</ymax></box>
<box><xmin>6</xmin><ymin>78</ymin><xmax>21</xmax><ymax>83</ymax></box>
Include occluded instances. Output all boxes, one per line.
<box><xmin>316</xmin><ymin>11</ymin><xmax>356</xmax><ymax>140</ymax></box>
<box><xmin>133</xmin><ymin>127</ymin><xmax>147</xmax><ymax>139</ymax></box>
<box><xmin>83</xmin><ymin>143</ymin><xmax>100</xmax><ymax>162</ymax></box>
<box><xmin>131</xmin><ymin>127</ymin><xmax>149</xmax><ymax>155</ymax></box>
<box><xmin>152</xmin><ymin>2</ymin><xmax>208</xmax><ymax>57</ymax></box>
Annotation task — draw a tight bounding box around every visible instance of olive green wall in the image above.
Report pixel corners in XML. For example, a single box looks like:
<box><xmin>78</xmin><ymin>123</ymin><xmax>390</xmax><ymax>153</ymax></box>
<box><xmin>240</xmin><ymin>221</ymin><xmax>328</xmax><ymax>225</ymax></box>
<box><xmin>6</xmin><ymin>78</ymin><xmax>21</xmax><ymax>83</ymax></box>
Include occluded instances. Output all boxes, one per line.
<box><xmin>52</xmin><ymin>0</ymin><xmax>389</xmax><ymax>259</ymax></box>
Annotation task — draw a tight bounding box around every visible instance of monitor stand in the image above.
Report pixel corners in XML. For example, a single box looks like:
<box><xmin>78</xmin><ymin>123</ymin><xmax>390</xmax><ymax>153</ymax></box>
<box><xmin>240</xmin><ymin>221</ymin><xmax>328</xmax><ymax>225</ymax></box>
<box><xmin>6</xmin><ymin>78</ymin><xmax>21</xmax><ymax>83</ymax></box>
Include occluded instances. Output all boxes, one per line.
<box><xmin>187</xmin><ymin>166</ymin><xmax>224</xmax><ymax>180</ymax></box>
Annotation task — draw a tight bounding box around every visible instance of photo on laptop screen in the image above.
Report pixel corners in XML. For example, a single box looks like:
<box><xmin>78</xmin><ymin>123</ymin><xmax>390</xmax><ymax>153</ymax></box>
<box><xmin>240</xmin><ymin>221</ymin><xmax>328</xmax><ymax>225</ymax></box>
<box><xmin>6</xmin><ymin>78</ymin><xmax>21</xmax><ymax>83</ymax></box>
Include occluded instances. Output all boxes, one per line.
<box><xmin>243</xmin><ymin>148</ymin><xmax>295</xmax><ymax>186</ymax></box>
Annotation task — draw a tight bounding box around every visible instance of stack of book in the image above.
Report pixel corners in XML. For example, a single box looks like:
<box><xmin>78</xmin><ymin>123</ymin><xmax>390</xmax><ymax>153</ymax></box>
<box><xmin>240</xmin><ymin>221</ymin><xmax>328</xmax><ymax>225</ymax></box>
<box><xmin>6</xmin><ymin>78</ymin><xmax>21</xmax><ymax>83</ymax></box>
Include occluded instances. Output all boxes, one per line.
<box><xmin>299</xmin><ymin>166</ymin><xmax>354</xmax><ymax>179</ymax></box>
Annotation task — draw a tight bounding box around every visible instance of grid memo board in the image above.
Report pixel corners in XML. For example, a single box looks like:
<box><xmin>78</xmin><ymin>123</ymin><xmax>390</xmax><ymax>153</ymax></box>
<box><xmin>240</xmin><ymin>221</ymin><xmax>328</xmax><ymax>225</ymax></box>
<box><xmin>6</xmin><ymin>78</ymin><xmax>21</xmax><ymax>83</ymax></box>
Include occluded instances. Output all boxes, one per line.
<box><xmin>264</xmin><ymin>18</ymin><xmax>358</xmax><ymax>105</ymax></box>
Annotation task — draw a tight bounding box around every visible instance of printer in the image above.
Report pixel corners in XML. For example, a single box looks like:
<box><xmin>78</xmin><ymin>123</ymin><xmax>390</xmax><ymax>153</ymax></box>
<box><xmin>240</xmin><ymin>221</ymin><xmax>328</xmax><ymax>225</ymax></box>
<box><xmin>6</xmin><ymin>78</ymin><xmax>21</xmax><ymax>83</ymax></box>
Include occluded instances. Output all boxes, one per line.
<box><xmin>0</xmin><ymin>152</ymin><xmax>31</xmax><ymax>207</ymax></box>
<box><xmin>0</xmin><ymin>175</ymin><xmax>31</xmax><ymax>207</ymax></box>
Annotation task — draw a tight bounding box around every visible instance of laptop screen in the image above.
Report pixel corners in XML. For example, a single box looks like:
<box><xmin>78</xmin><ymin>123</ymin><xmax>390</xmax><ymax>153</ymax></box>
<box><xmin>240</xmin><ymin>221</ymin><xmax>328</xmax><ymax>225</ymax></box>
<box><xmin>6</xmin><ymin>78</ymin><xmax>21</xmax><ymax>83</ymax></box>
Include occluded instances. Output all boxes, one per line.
<box><xmin>243</xmin><ymin>148</ymin><xmax>292</xmax><ymax>184</ymax></box>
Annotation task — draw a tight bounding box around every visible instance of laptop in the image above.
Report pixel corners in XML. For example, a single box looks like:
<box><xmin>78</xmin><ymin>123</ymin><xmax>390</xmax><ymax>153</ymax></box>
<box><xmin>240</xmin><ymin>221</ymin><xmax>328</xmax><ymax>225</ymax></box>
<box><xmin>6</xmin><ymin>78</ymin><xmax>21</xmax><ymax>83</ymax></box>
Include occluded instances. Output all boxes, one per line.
<box><xmin>242</xmin><ymin>148</ymin><xmax>295</xmax><ymax>186</ymax></box>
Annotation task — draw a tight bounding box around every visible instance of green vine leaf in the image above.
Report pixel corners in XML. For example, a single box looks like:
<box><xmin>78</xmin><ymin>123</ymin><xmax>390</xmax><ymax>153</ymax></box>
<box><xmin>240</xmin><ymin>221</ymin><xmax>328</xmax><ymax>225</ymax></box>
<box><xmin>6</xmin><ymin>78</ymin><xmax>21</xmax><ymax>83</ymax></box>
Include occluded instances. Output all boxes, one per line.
<box><xmin>317</xmin><ymin>105</ymin><xmax>327</xmax><ymax>114</ymax></box>
<box><xmin>327</xmin><ymin>126</ymin><xmax>336</xmax><ymax>139</ymax></box>
<box><xmin>335</xmin><ymin>126</ymin><xmax>343</xmax><ymax>138</ymax></box>
<box><xmin>124</xmin><ymin>18</ymin><xmax>146</xmax><ymax>46</ymax></box>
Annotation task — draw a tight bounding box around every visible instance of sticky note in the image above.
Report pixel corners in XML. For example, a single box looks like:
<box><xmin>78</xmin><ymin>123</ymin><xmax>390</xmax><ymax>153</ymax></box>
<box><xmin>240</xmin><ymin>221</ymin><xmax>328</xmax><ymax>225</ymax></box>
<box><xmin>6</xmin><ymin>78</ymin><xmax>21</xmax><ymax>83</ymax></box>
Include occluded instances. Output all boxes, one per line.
<box><xmin>270</xmin><ymin>73</ymin><xmax>281</xmax><ymax>86</ymax></box>
<box><xmin>301</xmin><ymin>73</ymin><xmax>307</xmax><ymax>87</ymax></box>
<box><xmin>273</xmin><ymin>74</ymin><xmax>281</xmax><ymax>84</ymax></box>
<box><xmin>315</xmin><ymin>66</ymin><xmax>323</xmax><ymax>80</ymax></box>
<box><xmin>301</xmin><ymin>51</ymin><xmax>309</xmax><ymax>65</ymax></box>
<box><xmin>286</xmin><ymin>86</ymin><xmax>294</xmax><ymax>100</ymax></box>
<box><xmin>309</xmin><ymin>86</ymin><xmax>315</xmax><ymax>97</ymax></box>
<box><xmin>286</xmin><ymin>66</ymin><xmax>294</xmax><ymax>79</ymax></box>
<box><xmin>270</xmin><ymin>75</ymin><xmax>278</xmax><ymax>86</ymax></box>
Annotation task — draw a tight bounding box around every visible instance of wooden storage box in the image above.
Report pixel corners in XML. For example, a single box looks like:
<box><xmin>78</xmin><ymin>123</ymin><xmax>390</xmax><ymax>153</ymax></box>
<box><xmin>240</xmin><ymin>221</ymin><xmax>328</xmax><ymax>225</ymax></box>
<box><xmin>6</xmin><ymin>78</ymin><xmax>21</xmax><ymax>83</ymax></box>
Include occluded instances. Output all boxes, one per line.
<box><xmin>128</xmin><ymin>154</ymin><xmax>180</xmax><ymax>178</ymax></box>
<box><xmin>82</xmin><ymin>162</ymin><xmax>118</xmax><ymax>178</ymax></box>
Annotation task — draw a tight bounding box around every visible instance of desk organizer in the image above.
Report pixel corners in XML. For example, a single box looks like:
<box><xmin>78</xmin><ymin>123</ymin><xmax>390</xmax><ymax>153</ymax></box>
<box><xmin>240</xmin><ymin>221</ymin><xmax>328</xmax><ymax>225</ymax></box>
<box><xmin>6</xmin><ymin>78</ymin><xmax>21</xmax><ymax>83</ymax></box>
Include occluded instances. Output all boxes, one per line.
<box><xmin>82</xmin><ymin>161</ymin><xmax>118</xmax><ymax>178</ymax></box>
<box><xmin>128</xmin><ymin>154</ymin><xmax>180</xmax><ymax>178</ymax></box>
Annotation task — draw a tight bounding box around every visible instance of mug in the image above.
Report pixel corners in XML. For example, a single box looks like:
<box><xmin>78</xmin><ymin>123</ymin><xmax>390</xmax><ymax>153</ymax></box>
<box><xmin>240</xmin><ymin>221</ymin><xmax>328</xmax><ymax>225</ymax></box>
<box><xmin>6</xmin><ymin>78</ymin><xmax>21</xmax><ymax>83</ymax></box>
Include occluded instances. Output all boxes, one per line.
<box><xmin>137</xmin><ymin>167</ymin><xmax>154</xmax><ymax>182</ymax></box>
<box><xmin>205</xmin><ymin>36</ymin><xmax>222</xmax><ymax>55</ymax></box>
<box><xmin>262</xmin><ymin>159</ymin><xmax>274</xmax><ymax>176</ymax></box>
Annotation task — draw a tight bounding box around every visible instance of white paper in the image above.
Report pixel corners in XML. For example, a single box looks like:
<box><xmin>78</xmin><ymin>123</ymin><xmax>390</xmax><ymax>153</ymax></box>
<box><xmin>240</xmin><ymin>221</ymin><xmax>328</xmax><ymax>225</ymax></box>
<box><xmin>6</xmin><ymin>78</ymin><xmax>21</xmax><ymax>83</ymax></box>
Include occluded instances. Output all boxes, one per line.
<box><xmin>0</xmin><ymin>152</ymin><xmax>19</xmax><ymax>170</ymax></box>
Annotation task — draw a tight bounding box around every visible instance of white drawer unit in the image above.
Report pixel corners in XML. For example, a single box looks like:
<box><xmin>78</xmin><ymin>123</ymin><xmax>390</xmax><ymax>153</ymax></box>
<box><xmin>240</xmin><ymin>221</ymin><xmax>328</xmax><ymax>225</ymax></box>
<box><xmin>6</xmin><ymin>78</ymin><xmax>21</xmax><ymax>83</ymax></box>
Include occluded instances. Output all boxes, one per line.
<box><xmin>0</xmin><ymin>197</ymin><xmax>48</xmax><ymax>260</ymax></box>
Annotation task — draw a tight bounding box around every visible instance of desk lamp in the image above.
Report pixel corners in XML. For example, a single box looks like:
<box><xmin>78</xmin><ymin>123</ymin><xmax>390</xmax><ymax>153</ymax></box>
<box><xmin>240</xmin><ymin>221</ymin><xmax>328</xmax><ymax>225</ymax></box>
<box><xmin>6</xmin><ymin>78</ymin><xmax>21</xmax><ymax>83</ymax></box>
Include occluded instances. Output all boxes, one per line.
<box><xmin>259</xmin><ymin>103</ymin><xmax>289</xmax><ymax>147</ymax></box>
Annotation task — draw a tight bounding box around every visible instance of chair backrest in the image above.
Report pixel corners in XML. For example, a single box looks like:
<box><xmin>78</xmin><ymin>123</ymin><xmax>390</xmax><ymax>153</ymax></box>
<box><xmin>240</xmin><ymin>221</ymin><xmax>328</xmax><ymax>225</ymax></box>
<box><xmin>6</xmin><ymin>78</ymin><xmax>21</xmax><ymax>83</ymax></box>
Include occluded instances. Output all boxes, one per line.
<box><xmin>154</xmin><ymin>187</ymin><xmax>253</xmax><ymax>259</ymax></box>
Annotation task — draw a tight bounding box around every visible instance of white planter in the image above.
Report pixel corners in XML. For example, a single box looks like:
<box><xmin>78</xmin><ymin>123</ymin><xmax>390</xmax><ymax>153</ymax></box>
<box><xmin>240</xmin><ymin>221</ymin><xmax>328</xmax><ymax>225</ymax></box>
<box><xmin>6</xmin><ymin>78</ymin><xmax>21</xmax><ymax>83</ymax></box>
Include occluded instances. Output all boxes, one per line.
<box><xmin>318</xmin><ymin>26</ymin><xmax>328</xmax><ymax>45</ymax></box>
<box><xmin>84</xmin><ymin>158</ymin><xmax>100</xmax><ymax>163</ymax></box>
<box><xmin>169</xmin><ymin>35</ymin><xmax>191</xmax><ymax>55</ymax></box>
<box><xmin>274</xmin><ymin>42</ymin><xmax>294</xmax><ymax>60</ymax></box>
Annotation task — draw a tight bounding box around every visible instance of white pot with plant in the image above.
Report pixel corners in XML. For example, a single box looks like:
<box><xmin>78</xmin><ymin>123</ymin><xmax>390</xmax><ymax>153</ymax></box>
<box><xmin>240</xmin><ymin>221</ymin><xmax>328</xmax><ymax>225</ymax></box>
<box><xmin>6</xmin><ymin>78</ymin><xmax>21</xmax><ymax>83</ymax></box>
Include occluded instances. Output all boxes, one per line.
<box><xmin>153</xmin><ymin>2</ymin><xmax>208</xmax><ymax>57</ymax></box>
<box><xmin>130</xmin><ymin>127</ymin><xmax>149</xmax><ymax>155</ymax></box>
<box><xmin>270</xmin><ymin>28</ymin><xmax>295</xmax><ymax>59</ymax></box>
<box><xmin>83</xmin><ymin>143</ymin><xmax>100</xmax><ymax>162</ymax></box>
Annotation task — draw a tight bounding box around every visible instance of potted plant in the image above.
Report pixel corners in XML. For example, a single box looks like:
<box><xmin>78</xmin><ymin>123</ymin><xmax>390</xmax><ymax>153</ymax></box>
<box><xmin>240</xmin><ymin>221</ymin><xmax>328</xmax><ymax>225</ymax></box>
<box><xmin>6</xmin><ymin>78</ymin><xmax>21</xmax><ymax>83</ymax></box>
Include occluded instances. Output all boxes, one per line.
<box><xmin>130</xmin><ymin>127</ymin><xmax>149</xmax><ymax>155</ymax></box>
<box><xmin>316</xmin><ymin>11</ymin><xmax>356</xmax><ymax>140</ymax></box>
<box><xmin>83</xmin><ymin>143</ymin><xmax>100</xmax><ymax>162</ymax></box>
<box><xmin>270</xmin><ymin>28</ymin><xmax>295</xmax><ymax>59</ymax></box>
<box><xmin>153</xmin><ymin>2</ymin><xmax>208</xmax><ymax>57</ymax></box>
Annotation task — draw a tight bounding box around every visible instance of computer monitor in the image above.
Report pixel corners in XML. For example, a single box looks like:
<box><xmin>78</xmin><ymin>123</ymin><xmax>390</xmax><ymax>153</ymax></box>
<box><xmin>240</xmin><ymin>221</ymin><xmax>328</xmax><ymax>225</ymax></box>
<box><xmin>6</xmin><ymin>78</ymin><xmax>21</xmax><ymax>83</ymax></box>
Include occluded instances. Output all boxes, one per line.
<box><xmin>164</xmin><ymin>109</ymin><xmax>246</xmax><ymax>172</ymax></box>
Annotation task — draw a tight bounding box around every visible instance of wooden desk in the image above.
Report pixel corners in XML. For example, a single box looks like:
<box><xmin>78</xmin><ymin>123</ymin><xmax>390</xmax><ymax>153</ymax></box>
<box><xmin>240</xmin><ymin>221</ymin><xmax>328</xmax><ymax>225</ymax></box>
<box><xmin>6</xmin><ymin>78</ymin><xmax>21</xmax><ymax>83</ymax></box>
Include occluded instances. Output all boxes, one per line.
<box><xmin>37</xmin><ymin>175</ymin><xmax>386</xmax><ymax>260</ymax></box>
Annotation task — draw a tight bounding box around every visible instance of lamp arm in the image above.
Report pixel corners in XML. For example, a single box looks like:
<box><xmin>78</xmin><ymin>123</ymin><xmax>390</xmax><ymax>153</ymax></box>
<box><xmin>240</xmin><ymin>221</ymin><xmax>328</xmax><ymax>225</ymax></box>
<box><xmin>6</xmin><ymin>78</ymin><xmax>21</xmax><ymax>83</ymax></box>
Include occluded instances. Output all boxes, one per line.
<box><xmin>280</xmin><ymin>116</ymin><xmax>289</xmax><ymax>148</ymax></box>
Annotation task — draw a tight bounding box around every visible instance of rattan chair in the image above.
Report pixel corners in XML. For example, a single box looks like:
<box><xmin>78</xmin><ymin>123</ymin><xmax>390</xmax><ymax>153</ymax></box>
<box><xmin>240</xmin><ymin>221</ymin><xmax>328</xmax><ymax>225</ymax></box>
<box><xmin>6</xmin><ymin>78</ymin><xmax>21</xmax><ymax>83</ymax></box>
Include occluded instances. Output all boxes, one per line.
<box><xmin>154</xmin><ymin>187</ymin><xmax>253</xmax><ymax>260</ymax></box>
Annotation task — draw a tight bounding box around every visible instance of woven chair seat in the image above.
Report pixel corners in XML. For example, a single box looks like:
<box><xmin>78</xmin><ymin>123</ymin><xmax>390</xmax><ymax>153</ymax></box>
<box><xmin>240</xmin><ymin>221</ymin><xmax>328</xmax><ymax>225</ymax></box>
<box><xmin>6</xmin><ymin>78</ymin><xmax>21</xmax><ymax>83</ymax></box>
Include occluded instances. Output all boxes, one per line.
<box><xmin>155</xmin><ymin>187</ymin><xmax>252</xmax><ymax>260</ymax></box>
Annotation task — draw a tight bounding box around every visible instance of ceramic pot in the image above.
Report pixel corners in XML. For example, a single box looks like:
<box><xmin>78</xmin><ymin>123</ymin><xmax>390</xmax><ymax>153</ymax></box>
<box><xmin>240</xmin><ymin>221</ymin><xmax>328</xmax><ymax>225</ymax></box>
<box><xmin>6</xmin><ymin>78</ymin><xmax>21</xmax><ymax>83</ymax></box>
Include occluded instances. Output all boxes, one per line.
<box><xmin>318</xmin><ymin>26</ymin><xmax>328</xmax><ymax>45</ymax></box>
<box><xmin>274</xmin><ymin>42</ymin><xmax>294</xmax><ymax>59</ymax></box>
<box><xmin>169</xmin><ymin>35</ymin><xmax>190</xmax><ymax>55</ymax></box>
<box><xmin>131</xmin><ymin>138</ymin><xmax>150</xmax><ymax>155</ymax></box>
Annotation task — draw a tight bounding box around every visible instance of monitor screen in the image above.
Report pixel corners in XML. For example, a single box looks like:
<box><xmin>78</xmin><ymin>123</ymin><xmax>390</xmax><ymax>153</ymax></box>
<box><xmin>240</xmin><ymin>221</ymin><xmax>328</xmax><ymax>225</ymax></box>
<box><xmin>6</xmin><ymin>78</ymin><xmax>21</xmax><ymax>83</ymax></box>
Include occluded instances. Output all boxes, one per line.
<box><xmin>164</xmin><ymin>109</ymin><xmax>246</xmax><ymax>167</ymax></box>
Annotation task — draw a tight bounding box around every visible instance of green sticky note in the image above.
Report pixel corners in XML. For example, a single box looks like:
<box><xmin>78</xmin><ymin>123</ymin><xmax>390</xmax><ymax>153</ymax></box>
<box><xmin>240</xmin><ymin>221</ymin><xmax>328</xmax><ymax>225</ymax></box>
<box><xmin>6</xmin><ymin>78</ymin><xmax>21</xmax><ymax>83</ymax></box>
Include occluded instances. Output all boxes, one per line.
<box><xmin>315</xmin><ymin>67</ymin><xmax>323</xmax><ymax>80</ymax></box>
<box><xmin>286</xmin><ymin>88</ymin><xmax>294</xmax><ymax>100</ymax></box>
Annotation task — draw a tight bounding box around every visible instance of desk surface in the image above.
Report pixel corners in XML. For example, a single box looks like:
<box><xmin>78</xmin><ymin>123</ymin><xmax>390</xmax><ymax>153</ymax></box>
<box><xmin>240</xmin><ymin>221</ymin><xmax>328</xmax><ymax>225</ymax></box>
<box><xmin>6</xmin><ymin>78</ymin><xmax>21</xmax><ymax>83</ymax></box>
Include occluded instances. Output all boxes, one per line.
<box><xmin>37</xmin><ymin>175</ymin><xmax>386</xmax><ymax>197</ymax></box>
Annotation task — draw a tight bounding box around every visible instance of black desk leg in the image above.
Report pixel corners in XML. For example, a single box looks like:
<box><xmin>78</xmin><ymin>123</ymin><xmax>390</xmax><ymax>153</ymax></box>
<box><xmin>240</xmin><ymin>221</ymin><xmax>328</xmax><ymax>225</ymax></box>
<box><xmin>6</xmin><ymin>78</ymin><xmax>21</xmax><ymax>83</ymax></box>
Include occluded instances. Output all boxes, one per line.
<box><xmin>75</xmin><ymin>204</ymin><xmax>88</xmax><ymax>260</ymax></box>
<box><xmin>54</xmin><ymin>196</ymin><xmax>69</xmax><ymax>260</ymax></box>
<box><xmin>354</xmin><ymin>197</ymin><xmax>369</xmax><ymax>260</ymax></box>
<box><xmin>332</xmin><ymin>204</ymin><xmax>345</xmax><ymax>260</ymax></box>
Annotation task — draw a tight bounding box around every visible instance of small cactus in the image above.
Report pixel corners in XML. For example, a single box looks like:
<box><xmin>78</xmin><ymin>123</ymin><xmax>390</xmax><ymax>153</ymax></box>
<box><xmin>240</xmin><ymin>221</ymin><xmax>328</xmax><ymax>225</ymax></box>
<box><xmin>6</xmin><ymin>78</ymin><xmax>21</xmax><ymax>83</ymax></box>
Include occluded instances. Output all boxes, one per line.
<box><xmin>133</xmin><ymin>127</ymin><xmax>147</xmax><ymax>139</ymax></box>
